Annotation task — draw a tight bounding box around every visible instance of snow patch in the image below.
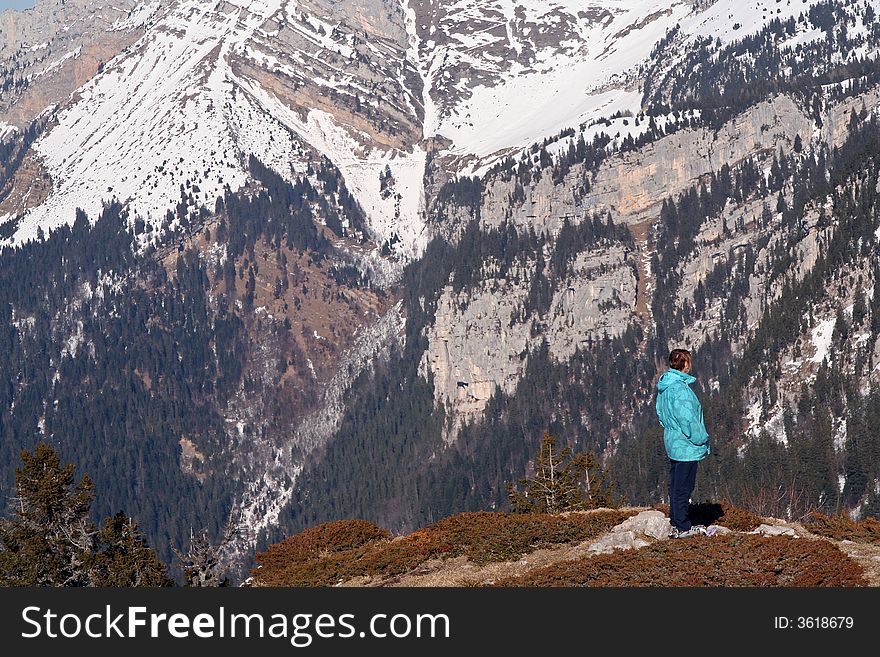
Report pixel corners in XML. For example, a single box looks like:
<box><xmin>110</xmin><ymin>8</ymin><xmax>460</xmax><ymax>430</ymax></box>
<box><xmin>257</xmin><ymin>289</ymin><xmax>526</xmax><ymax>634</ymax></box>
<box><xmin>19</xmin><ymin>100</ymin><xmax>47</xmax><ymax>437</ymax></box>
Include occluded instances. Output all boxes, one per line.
<box><xmin>231</xmin><ymin>79</ymin><xmax>429</xmax><ymax>257</ymax></box>
<box><xmin>746</xmin><ymin>399</ymin><xmax>787</xmax><ymax>445</ymax></box>
<box><xmin>833</xmin><ymin>417</ymin><xmax>847</xmax><ymax>453</ymax></box>
<box><xmin>783</xmin><ymin>358</ymin><xmax>802</xmax><ymax>372</ymax></box>
<box><xmin>445</xmin><ymin>76</ymin><xmax>642</xmax><ymax>159</ymax></box>
<box><xmin>745</xmin><ymin>397</ymin><xmax>762</xmax><ymax>432</ymax></box>
<box><xmin>401</xmin><ymin>0</ymin><xmax>438</xmax><ymax>139</ymax></box>
<box><xmin>109</xmin><ymin>1</ymin><xmax>161</xmax><ymax>32</ymax></box>
<box><xmin>677</xmin><ymin>0</ymin><xmax>827</xmax><ymax>48</ymax></box>
<box><xmin>0</xmin><ymin>122</ymin><xmax>17</xmax><ymax>141</ymax></box>
<box><xmin>810</xmin><ymin>316</ymin><xmax>836</xmax><ymax>364</ymax></box>
<box><xmin>427</xmin><ymin>0</ymin><xmax>828</xmax><ymax>159</ymax></box>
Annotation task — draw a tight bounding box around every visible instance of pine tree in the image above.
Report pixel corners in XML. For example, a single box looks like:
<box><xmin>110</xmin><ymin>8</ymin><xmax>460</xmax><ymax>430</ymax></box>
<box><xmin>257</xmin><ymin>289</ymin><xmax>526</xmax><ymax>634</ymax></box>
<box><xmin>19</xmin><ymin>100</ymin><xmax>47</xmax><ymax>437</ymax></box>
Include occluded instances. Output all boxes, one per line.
<box><xmin>0</xmin><ymin>445</ymin><xmax>171</xmax><ymax>587</ymax></box>
<box><xmin>0</xmin><ymin>444</ymin><xmax>96</xmax><ymax>587</ymax></box>
<box><xmin>853</xmin><ymin>287</ymin><xmax>867</xmax><ymax>326</ymax></box>
<box><xmin>173</xmin><ymin>512</ymin><xmax>237</xmax><ymax>587</ymax></box>
<box><xmin>572</xmin><ymin>451</ymin><xmax>618</xmax><ymax>510</ymax></box>
<box><xmin>90</xmin><ymin>513</ymin><xmax>173</xmax><ymax>587</ymax></box>
<box><xmin>506</xmin><ymin>433</ymin><xmax>617</xmax><ymax>513</ymax></box>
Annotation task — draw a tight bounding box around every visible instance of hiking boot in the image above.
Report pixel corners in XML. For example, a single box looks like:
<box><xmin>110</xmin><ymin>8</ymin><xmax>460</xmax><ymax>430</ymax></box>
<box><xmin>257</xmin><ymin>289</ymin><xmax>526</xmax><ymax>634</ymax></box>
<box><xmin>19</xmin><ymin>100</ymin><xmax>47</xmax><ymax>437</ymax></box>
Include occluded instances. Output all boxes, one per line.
<box><xmin>671</xmin><ymin>526</ymin><xmax>706</xmax><ymax>539</ymax></box>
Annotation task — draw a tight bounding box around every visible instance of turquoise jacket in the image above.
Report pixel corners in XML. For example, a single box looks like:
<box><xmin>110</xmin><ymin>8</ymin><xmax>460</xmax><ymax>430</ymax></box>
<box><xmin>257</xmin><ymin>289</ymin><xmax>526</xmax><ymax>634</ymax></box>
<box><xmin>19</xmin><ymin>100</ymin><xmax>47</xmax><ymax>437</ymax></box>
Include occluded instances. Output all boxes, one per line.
<box><xmin>655</xmin><ymin>368</ymin><xmax>710</xmax><ymax>462</ymax></box>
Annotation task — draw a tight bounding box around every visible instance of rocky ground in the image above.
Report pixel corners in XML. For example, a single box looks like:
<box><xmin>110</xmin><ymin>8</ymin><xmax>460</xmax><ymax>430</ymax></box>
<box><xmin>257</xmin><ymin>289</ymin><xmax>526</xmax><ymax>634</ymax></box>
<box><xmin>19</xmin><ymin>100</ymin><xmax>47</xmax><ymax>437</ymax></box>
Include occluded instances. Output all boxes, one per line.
<box><xmin>250</xmin><ymin>506</ymin><xmax>880</xmax><ymax>587</ymax></box>
<box><xmin>351</xmin><ymin>509</ymin><xmax>880</xmax><ymax>587</ymax></box>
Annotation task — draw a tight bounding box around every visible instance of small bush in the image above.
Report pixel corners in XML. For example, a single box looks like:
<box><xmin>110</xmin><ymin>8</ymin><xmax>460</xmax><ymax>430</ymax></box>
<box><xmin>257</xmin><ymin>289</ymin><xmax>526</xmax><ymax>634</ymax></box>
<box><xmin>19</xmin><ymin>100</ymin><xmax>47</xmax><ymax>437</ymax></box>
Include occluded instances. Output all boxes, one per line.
<box><xmin>803</xmin><ymin>512</ymin><xmax>880</xmax><ymax>545</ymax></box>
<box><xmin>421</xmin><ymin>510</ymin><xmax>635</xmax><ymax>565</ymax></box>
<box><xmin>252</xmin><ymin>510</ymin><xmax>635</xmax><ymax>587</ymax></box>
<box><xmin>499</xmin><ymin>534</ymin><xmax>867</xmax><ymax>587</ymax></box>
<box><xmin>254</xmin><ymin>520</ymin><xmax>390</xmax><ymax>576</ymax></box>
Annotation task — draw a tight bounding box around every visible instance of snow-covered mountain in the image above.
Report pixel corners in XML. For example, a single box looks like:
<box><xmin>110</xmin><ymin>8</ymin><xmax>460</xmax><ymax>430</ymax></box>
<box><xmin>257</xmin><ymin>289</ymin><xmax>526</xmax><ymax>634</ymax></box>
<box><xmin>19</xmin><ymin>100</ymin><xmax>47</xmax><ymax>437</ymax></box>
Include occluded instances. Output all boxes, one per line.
<box><xmin>2</xmin><ymin>0</ymin><xmax>426</xmax><ymax>254</ymax></box>
<box><xmin>3</xmin><ymin>0</ymin><xmax>880</xmax><ymax>577</ymax></box>
<box><xmin>2</xmin><ymin>0</ymin><xmax>843</xmax><ymax>253</ymax></box>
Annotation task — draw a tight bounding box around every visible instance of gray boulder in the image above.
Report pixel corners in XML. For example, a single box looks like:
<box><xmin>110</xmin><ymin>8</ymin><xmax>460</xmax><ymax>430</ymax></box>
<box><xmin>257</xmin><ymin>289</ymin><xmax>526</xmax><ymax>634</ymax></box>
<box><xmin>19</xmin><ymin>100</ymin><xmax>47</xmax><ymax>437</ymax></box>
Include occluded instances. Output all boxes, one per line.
<box><xmin>749</xmin><ymin>524</ymin><xmax>799</xmax><ymax>537</ymax></box>
<box><xmin>587</xmin><ymin>530</ymin><xmax>637</xmax><ymax>555</ymax></box>
<box><xmin>708</xmin><ymin>525</ymin><xmax>732</xmax><ymax>536</ymax></box>
<box><xmin>614</xmin><ymin>510</ymin><xmax>673</xmax><ymax>540</ymax></box>
<box><xmin>585</xmin><ymin>510</ymin><xmax>673</xmax><ymax>554</ymax></box>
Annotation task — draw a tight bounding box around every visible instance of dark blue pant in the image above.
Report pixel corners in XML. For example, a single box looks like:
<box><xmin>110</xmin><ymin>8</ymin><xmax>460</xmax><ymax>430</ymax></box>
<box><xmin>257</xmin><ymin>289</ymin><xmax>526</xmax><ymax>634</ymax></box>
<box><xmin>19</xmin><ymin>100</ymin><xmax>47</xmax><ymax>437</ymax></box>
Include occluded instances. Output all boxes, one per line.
<box><xmin>668</xmin><ymin>459</ymin><xmax>698</xmax><ymax>531</ymax></box>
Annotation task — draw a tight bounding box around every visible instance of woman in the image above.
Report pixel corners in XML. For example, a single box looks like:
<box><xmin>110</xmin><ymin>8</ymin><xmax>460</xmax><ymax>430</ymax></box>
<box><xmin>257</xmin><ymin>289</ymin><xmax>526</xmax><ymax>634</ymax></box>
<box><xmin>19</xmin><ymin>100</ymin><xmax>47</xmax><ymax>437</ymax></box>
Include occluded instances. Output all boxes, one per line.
<box><xmin>655</xmin><ymin>348</ymin><xmax>712</xmax><ymax>538</ymax></box>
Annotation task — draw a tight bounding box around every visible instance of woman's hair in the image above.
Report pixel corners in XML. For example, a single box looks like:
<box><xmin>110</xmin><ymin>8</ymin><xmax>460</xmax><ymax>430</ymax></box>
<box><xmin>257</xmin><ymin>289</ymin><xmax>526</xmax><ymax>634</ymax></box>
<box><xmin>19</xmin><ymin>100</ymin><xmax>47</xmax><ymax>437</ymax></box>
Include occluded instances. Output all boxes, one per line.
<box><xmin>669</xmin><ymin>348</ymin><xmax>691</xmax><ymax>371</ymax></box>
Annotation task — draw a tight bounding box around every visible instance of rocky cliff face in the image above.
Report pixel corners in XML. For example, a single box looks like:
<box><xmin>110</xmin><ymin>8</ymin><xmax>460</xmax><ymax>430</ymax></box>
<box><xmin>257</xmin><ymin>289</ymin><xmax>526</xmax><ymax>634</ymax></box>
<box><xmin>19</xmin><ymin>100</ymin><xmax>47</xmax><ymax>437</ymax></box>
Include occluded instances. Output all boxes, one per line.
<box><xmin>588</xmin><ymin>95</ymin><xmax>814</xmax><ymax>222</ymax></box>
<box><xmin>422</xmin><ymin>241</ymin><xmax>638</xmax><ymax>434</ymax></box>
<box><xmin>418</xmin><ymin>88</ymin><xmax>852</xmax><ymax>431</ymax></box>
<box><xmin>0</xmin><ymin>0</ymin><xmax>152</xmax><ymax>127</ymax></box>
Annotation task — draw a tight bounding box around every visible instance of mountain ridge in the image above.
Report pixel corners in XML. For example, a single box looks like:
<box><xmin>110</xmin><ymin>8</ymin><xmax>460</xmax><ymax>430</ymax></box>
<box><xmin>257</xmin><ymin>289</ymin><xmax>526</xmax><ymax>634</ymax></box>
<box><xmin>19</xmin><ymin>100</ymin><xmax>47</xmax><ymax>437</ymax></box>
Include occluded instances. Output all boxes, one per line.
<box><xmin>247</xmin><ymin>504</ymin><xmax>880</xmax><ymax>587</ymax></box>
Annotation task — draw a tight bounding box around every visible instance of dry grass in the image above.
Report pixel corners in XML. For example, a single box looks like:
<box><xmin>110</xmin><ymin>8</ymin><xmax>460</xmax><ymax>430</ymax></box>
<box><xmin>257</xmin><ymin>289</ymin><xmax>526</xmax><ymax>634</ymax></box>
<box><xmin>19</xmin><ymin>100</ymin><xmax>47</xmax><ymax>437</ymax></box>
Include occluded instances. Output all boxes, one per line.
<box><xmin>498</xmin><ymin>534</ymin><xmax>868</xmax><ymax>587</ymax></box>
<box><xmin>251</xmin><ymin>506</ymin><xmax>877</xmax><ymax>588</ymax></box>
<box><xmin>254</xmin><ymin>519</ymin><xmax>391</xmax><ymax>573</ymax></box>
<box><xmin>251</xmin><ymin>510</ymin><xmax>635</xmax><ymax>587</ymax></box>
<box><xmin>802</xmin><ymin>512</ymin><xmax>880</xmax><ymax>545</ymax></box>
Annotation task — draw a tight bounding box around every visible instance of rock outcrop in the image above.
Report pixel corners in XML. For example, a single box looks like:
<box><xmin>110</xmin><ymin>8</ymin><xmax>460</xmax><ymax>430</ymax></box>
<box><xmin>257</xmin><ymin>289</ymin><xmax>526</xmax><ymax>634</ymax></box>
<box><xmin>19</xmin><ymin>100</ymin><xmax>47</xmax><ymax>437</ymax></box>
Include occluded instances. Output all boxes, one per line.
<box><xmin>585</xmin><ymin>510</ymin><xmax>672</xmax><ymax>554</ymax></box>
<box><xmin>422</xmin><ymin>243</ymin><xmax>638</xmax><ymax>433</ymax></box>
